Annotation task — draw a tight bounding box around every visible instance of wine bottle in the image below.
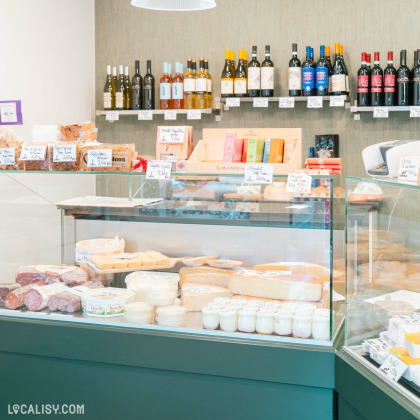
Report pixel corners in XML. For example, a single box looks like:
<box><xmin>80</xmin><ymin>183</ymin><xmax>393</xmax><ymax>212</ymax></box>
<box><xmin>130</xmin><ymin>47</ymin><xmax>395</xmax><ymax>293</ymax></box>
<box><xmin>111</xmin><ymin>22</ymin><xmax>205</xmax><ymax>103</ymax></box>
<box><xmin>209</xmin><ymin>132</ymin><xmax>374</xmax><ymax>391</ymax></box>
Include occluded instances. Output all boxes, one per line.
<box><xmin>411</xmin><ymin>51</ymin><xmax>418</xmax><ymax>105</ymax></box>
<box><xmin>331</xmin><ymin>43</ymin><xmax>346</xmax><ymax>96</ymax></box>
<box><xmin>371</xmin><ymin>52</ymin><xmax>383</xmax><ymax>106</ymax></box>
<box><xmin>234</xmin><ymin>49</ymin><xmax>248</xmax><ymax>97</ymax></box>
<box><xmin>172</xmin><ymin>62</ymin><xmax>184</xmax><ymax>110</ymax></box>
<box><xmin>315</xmin><ymin>45</ymin><xmax>329</xmax><ymax>96</ymax></box>
<box><xmin>204</xmin><ymin>59</ymin><xmax>212</xmax><ymax>108</ymax></box>
<box><xmin>116</xmin><ymin>65</ymin><xmax>127</xmax><ymax>110</ymax></box>
<box><xmin>184</xmin><ymin>58</ymin><xmax>196</xmax><ymax>109</ymax></box>
<box><xmin>244</xmin><ymin>50</ymin><xmax>248</xmax><ymax>74</ymax></box>
<box><xmin>397</xmin><ymin>50</ymin><xmax>410</xmax><ymax>106</ymax></box>
<box><xmin>248</xmin><ymin>45</ymin><xmax>261</xmax><ymax>97</ymax></box>
<box><xmin>159</xmin><ymin>62</ymin><xmax>171</xmax><ymax>109</ymax></box>
<box><xmin>384</xmin><ymin>51</ymin><xmax>396</xmax><ymax>106</ymax></box>
<box><xmin>340</xmin><ymin>45</ymin><xmax>349</xmax><ymax>96</ymax></box>
<box><xmin>124</xmin><ymin>66</ymin><xmax>132</xmax><ymax>110</ymax></box>
<box><xmin>366</xmin><ymin>54</ymin><xmax>371</xmax><ymax>71</ymax></box>
<box><xmin>325</xmin><ymin>45</ymin><xmax>333</xmax><ymax>95</ymax></box>
<box><xmin>302</xmin><ymin>46</ymin><xmax>315</xmax><ymax>96</ymax></box>
<box><xmin>196</xmin><ymin>57</ymin><xmax>208</xmax><ymax>108</ymax></box>
<box><xmin>191</xmin><ymin>60</ymin><xmax>198</xmax><ymax>108</ymax></box>
<box><xmin>131</xmin><ymin>60</ymin><xmax>142</xmax><ymax>110</ymax></box>
<box><xmin>310</xmin><ymin>48</ymin><xmax>314</xmax><ymax>61</ymax></box>
<box><xmin>112</xmin><ymin>66</ymin><xmax>118</xmax><ymax>87</ymax></box>
<box><xmin>103</xmin><ymin>65</ymin><xmax>116</xmax><ymax>110</ymax></box>
<box><xmin>288</xmin><ymin>43</ymin><xmax>302</xmax><ymax>97</ymax></box>
<box><xmin>413</xmin><ymin>49</ymin><xmax>420</xmax><ymax>106</ymax></box>
<box><xmin>143</xmin><ymin>60</ymin><xmax>155</xmax><ymax>110</ymax></box>
<box><xmin>357</xmin><ymin>53</ymin><xmax>369</xmax><ymax>107</ymax></box>
<box><xmin>261</xmin><ymin>45</ymin><xmax>274</xmax><ymax>97</ymax></box>
<box><xmin>221</xmin><ymin>50</ymin><xmax>234</xmax><ymax>98</ymax></box>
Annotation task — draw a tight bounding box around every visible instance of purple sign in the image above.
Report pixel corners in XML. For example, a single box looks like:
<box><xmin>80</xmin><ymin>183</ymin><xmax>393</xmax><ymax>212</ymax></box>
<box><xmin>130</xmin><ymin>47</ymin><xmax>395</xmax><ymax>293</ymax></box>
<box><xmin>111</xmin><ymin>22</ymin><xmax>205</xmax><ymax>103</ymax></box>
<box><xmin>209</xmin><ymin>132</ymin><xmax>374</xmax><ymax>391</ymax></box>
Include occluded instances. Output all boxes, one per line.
<box><xmin>0</xmin><ymin>100</ymin><xmax>23</xmax><ymax>125</ymax></box>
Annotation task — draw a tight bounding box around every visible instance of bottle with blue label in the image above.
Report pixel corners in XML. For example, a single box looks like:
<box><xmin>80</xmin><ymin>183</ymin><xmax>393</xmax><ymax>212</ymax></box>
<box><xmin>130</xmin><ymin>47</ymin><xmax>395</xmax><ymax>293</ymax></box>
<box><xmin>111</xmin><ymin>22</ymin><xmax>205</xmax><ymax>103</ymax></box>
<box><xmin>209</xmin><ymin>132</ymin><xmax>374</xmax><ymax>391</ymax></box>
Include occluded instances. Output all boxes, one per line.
<box><xmin>302</xmin><ymin>46</ymin><xmax>315</xmax><ymax>96</ymax></box>
<box><xmin>316</xmin><ymin>45</ymin><xmax>329</xmax><ymax>96</ymax></box>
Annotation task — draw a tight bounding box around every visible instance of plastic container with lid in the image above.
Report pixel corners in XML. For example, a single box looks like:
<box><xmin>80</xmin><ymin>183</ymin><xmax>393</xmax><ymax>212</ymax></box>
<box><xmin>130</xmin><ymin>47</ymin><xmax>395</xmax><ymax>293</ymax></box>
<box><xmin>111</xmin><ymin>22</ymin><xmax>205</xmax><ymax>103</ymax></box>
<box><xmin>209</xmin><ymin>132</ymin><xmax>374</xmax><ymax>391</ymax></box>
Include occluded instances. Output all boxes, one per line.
<box><xmin>156</xmin><ymin>305</ymin><xmax>187</xmax><ymax>328</ymax></box>
<box><xmin>238</xmin><ymin>309</ymin><xmax>257</xmax><ymax>333</ymax></box>
<box><xmin>125</xmin><ymin>302</ymin><xmax>154</xmax><ymax>324</ymax></box>
<box><xmin>274</xmin><ymin>309</ymin><xmax>293</xmax><ymax>336</ymax></box>
<box><xmin>125</xmin><ymin>272</ymin><xmax>179</xmax><ymax>301</ymax></box>
<box><xmin>219</xmin><ymin>309</ymin><xmax>238</xmax><ymax>332</ymax></box>
<box><xmin>202</xmin><ymin>307</ymin><xmax>220</xmax><ymax>330</ymax></box>
<box><xmin>213</xmin><ymin>297</ymin><xmax>231</xmax><ymax>305</ymax></box>
<box><xmin>292</xmin><ymin>313</ymin><xmax>312</xmax><ymax>339</ymax></box>
<box><xmin>76</xmin><ymin>237</ymin><xmax>125</xmax><ymax>256</ymax></box>
<box><xmin>147</xmin><ymin>290</ymin><xmax>177</xmax><ymax>307</ymax></box>
<box><xmin>256</xmin><ymin>310</ymin><xmax>275</xmax><ymax>335</ymax></box>
<box><xmin>312</xmin><ymin>313</ymin><xmax>330</xmax><ymax>341</ymax></box>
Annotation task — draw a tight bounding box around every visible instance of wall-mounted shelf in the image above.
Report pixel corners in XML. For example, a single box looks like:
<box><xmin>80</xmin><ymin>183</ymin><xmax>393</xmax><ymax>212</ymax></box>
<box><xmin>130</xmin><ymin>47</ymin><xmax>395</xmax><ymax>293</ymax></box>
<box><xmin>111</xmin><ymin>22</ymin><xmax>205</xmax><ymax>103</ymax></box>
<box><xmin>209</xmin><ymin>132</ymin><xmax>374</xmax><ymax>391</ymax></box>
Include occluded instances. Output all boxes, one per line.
<box><xmin>350</xmin><ymin>101</ymin><xmax>420</xmax><ymax>120</ymax></box>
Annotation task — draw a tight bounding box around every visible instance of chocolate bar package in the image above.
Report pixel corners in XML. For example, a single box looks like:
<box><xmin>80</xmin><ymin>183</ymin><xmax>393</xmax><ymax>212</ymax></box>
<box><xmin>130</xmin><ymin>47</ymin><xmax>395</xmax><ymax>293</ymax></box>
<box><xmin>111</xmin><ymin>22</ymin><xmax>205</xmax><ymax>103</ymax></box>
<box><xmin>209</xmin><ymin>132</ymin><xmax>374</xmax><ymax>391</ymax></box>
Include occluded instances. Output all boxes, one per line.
<box><xmin>315</xmin><ymin>134</ymin><xmax>339</xmax><ymax>158</ymax></box>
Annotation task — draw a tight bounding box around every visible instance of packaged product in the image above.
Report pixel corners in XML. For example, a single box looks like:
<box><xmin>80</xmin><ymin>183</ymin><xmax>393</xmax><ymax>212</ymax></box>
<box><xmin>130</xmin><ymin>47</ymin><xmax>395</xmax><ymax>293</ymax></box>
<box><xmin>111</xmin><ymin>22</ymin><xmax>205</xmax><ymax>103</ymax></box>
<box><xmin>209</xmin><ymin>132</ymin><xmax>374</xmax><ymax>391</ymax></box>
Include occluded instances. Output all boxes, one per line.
<box><xmin>80</xmin><ymin>143</ymin><xmax>134</xmax><ymax>172</ymax></box>
<box><xmin>21</xmin><ymin>143</ymin><xmax>50</xmax><ymax>171</ymax></box>
<box><xmin>59</xmin><ymin>121</ymin><xmax>97</xmax><ymax>143</ymax></box>
<box><xmin>132</xmin><ymin>155</ymin><xmax>154</xmax><ymax>172</ymax></box>
<box><xmin>49</xmin><ymin>143</ymin><xmax>81</xmax><ymax>171</ymax></box>
<box><xmin>0</xmin><ymin>127</ymin><xmax>23</xmax><ymax>170</ymax></box>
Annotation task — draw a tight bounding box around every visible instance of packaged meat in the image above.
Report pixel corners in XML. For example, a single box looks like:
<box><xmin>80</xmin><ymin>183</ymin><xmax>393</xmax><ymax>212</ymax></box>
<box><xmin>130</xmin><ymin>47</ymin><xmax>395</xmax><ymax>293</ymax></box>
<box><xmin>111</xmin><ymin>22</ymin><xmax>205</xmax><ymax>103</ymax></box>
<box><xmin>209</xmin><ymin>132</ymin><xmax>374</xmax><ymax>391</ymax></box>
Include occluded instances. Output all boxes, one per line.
<box><xmin>48</xmin><ymin>292</ymin><xmax>81</xmax><ymax>313</ymax></box>
<box><xmin>5</xmin><ymin>281</ymin><xmax>45</xmax><ymax>309</ymax></box>
<box><xmin>79</xmin><ymin>143</ymin><xmax>134</xmax><ymax>172</ymax></box>
<box><xmin>62</xmin><ymin>269</ymin><xmax>87</xmax><ymax>285</ymax></box>
<box><xmin>0</xmin><ymin>283</ymin><xmax>21</xmax><ymax>305</ymax></box>
<box><xmin>0</xmin><ymin>128</ymin><xmax>23</xmax><ymax>170</ymax></box>
<box><xmin>16</xmin><ymin>266</ymin><xmax>46</xmax><ymax>286</ymax></box>
<box><xmin>79</xmin><ymin>280</ymin><xmax>104</xmax><ymax>289</ymax></box>
<box><xmin>23</xmin><ymin>284</ymin><xmax>63</xmax><ymax>311</ymax></box>
<box><xmin>49</xmin><ymin>143</ymin><xmax>81</xmax><ymax>171</ymax></box>
<box><xmin>59</xmin><ymin>121</ymin><xmax>96</xmax><ymax>143</ymax></box>
<box><xmin>20</xmin><ymin>143</ymin><xmax>50</xmax><ymax>171</ymax></box>
<box><xmin>18</xmin><ymin>265</ymin><xmax>85</xmax><ymax>286</ymax></box>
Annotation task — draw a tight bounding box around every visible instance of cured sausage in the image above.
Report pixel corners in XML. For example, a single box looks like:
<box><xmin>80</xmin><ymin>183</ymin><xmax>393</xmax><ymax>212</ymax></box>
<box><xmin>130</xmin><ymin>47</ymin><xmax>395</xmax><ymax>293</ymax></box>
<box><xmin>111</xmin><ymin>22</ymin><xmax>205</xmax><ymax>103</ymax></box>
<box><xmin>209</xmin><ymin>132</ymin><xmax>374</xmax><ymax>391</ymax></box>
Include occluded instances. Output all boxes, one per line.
<box><xmin>48</xmin><ymin>292</ymin><xmax>81</xmax><ymax>313</ymax></box>
<box><xmin>5</xmin><ymin>281</ymin><xmax>45</xmax><ymax>309</ymax></box>
<box><xmin>0</xmin><ymin>283</ymin><xmax>21</xmax><ymax>305</ymax></box>
<box><xmin>23</xmin><ymin>284</ymin><xmax>62</xmax><ymax>311</ymax></box>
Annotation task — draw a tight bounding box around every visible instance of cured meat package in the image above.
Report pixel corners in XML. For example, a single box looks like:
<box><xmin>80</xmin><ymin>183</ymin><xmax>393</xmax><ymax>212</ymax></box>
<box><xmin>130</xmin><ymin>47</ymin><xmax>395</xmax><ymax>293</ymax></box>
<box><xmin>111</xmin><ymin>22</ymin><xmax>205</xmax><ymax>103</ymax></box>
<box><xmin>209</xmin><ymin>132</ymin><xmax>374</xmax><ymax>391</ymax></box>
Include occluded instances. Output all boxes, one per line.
<box><xmin>23</xmin><ymin>284</ymin><xmax>63</xmax><ymax>311</ymax></box>
<box><xmin>48</xmin><ymin>292</ymin><xmax>81</xmax><ymax>313</ymax></box>
<box><xmin>0</xmin><ymin>283</ymin><xmax>21</xmax><ymax>305</ymax></box>
<box><xmin>5</xmin><ymin>281</ymin><xmax>45</xmax><ymax>309</ymax></box>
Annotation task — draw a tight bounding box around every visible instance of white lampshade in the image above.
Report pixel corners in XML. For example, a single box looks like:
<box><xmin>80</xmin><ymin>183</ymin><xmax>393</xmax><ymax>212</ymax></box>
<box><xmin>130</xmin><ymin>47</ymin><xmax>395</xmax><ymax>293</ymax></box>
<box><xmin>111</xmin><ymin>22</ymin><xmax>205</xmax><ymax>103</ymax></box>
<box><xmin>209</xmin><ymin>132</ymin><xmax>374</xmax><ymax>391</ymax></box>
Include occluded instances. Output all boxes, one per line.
<box><xmin>131</xmin><ymin>0</ymin><xmax>216</xmax><ymax>11</ymax></box>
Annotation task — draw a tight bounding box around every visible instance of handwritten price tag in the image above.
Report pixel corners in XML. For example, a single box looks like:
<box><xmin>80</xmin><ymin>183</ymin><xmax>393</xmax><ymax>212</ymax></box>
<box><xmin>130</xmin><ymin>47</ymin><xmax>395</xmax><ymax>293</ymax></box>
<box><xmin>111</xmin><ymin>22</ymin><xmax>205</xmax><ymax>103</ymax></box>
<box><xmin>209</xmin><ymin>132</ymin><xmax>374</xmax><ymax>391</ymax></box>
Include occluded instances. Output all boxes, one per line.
<box><xmin>87</xmin><ymin>149</ymin><xmax>112</xmax><ymax>167</ymax></box>
<box><xmin>187</xmin><ymin>110</ymin><xmax>201</xmax><ymax>120</ymax></box>
<box><xmin>379</xmin><ymin>355</ymin><xmax>408</xmax><ymax>382</ymax></box>
<box><xmin>374</xmin><ymin>107</ymin><xmax>389</xmax><ymax>118</ymax></box>
<box><xmin>20</xmin><ymin>145</ymin><xmax>47</xmax><ymax>161</ymax></box>
<box><xmin>164</xmin><ymin>110</ymin><xmax>177</xmax><ymax>120</ymax></box>
<box><xmin>138</xmin><ymin>111</ymin><xmax>153</xmax><ymax>120</ymax></box>
<box><xmin>53</xmin><ymin>144</ymin><xmax>76</xmax><ymax>162</ymax></box>
<box><xmin>330</xmin><ymin>96</ymin><xmax>345</xmax><ymax>107</ymax></box>
<box><xmin>146</xmin><ymin>160</ymin><xmax>172</xmax><ymax>181</ymax></box>
<box><xmin>75</xmin><ymin>248</ymin><xmax>90</xmax><ymax>263</ymax></box>
<box><xmin>286</xmin><ymin>173</ymin><xmax>312</xmax><ymax>194</ymax></box>
<box><xmin>307</xmin><ymin>97</ymin><xmax>323</xmax><ymax>108</ymax></box>
<box><xmin>0</xmin><ymin>148</ymin><xmax>15</xmax><ymax>165</ymax></box>
<box><xmin>106</xmin><ymin>111</ymin><xmax>119</xmax><ymax>121</ymax></box>
<box><xmin>253</xmin><ymin>98</ymin><xmax>269</xmax><ymax>108</ymax></box>
<box><xmin>158</xmin><ymin>126</ymin><xmax>185</xmax><ymax>143</ymax></box>
<box><xmin>226</xmin><ymin>98</ymin><xmax>240</xmax><ymax>107</ymax></box>
<box><xmin>410</xmin><ymin>107</ymin><xmax>420</xmax><ymax>118</ymax></box>
<box><xmin>244</xmin><ymin>164</ymin><xmax>273</xmax><ymax>184</ymax></box>
<box><xmin>279</xmin><ymin>97</ymin><xmax>295</xmax><ymax>108</ymax></box>
<box><xmin>398</xmin><ymin>158</ymin><xmax>419</xmax><ymax>182</ymax></box>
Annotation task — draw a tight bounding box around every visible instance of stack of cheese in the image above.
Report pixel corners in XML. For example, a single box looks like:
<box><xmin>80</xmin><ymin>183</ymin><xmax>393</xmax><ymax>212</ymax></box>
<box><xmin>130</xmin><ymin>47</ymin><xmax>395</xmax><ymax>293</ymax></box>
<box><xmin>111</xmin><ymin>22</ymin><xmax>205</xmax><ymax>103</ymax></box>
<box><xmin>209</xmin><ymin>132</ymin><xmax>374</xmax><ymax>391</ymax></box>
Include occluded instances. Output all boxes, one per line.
<box><xmin>91</xmin><ymin>251</ymin><xmax>170</xmax><ymax>270</ymax></box>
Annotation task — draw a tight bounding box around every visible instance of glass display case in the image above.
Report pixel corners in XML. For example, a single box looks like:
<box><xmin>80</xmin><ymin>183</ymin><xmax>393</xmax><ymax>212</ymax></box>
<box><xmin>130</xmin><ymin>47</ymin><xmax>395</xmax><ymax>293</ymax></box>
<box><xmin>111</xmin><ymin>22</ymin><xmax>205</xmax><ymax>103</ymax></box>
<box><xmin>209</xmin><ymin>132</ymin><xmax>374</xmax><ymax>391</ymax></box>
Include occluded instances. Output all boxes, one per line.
<box><xmin>344</xmin><ymin>176</ymin><xmax>420</xmax><ymax>408</ymax></box>
<box><xmin>0</xmin><ymin>170</ymin><xmax>344</xmax><ymax>347</ymax></box>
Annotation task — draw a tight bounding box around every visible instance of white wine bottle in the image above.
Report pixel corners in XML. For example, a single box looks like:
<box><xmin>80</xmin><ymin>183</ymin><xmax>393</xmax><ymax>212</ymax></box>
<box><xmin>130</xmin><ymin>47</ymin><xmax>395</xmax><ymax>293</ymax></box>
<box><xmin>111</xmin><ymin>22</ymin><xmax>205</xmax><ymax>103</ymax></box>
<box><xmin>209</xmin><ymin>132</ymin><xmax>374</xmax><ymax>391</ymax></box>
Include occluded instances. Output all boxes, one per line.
<box><xmin>104</xmin><ymin>65</ymin><xmax>116</xmax><ymax>110</ymax></box>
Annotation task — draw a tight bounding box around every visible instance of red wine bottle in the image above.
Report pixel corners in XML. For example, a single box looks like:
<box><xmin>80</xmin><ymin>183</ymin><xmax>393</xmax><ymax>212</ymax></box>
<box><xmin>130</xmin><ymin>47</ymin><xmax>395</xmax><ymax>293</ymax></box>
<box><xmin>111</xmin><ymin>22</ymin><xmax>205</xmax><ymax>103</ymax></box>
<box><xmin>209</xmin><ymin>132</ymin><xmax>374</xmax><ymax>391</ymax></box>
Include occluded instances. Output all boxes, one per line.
<box><xmin>384</xmin><ymin>51</ymin><xmax>396</xmax><ymax>106</ymax></box>
<box><xmin>371</xmin><ymin>52</ymin><xmax>383</xmax><ymax>106</ymax></box>
<box><xmin>413</xmin><ymin>50</ymin><xmax>420</xmax><ymax>106</ymax></box>
<box><xmin>410</xmin><ymin>50</ymin><xmax>417</xmax><ymax>105</ymax></box>
<box><xmin>397</xmin><ymin>49</ymin><xmax>410</xmax><ymax>106</ymax></box>
<box><xmin>357</xmin><ymin>52</ymin><xmax>369</xmax><ymax>106</ymax></box>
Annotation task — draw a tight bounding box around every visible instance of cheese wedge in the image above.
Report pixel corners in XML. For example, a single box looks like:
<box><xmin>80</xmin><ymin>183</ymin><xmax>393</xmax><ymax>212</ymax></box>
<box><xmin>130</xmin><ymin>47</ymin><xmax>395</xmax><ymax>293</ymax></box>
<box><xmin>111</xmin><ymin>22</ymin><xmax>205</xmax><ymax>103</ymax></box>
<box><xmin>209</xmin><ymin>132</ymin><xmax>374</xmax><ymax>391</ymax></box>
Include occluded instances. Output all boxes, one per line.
<box><xmin>90</xmin><ymin>256</ymin><xmax>113</xmax><ymax>270</ymax></box>
<box><xmin>181</xmin><ymin>283</ymin><xmax>231</xmax><ymax>311</ymax></box>
<box><xmin>253</xmin><ymin>262</ymin><xmax>330</xmax><ymax>283</ymax></box>
<box><xmin>179</xmin><ymin>267</ymin><xmax>235</xmax><ymax>287</ymax></box>
<box><xmin>146</xmin><ymin>251</ymin><xmax>170</xmax><ymax>265</ymax></box>
<box><xmin>135</xmin><ymin>252</ymin><xmax>157</xmax><ymax>266</ymax></box>
<box><xmin>127</xmin><ymin>258</ymin><xmax>143</xmax><ymax>268</ymax></box>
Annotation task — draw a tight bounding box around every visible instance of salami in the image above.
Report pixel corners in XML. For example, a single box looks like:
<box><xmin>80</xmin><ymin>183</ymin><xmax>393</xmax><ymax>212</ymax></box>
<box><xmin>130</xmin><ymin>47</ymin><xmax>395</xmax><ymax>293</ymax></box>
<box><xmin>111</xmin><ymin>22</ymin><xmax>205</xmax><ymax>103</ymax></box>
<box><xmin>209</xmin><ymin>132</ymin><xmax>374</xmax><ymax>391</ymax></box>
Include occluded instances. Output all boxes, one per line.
<box><xmin>45</xmin><ymin>271</ymin><xmax>63</xmax><ymax>284</ymax></box>
<box><xmin>48</xmin><ymin>292</ymin><xmax>81</xmax><ymax>313</ymax></box>
<box><xmin>23</xmin><ymin>284</ymin><xmax>62</xmax><ymax>311</ymax></box>
<box><xmin>5</xmin><ymin>281</ymin><xmax>45</xmax><ymax>309</ymax></box>
<box><xmin>16</xmin><ymin>266</ymin><xmax>45</xmax><ymax>286</ymax></box>
<box><xmin>62</xmin><ymin>269</ymin><xmax>87</xmax><ymax>286</ymax></box>
<box><xmin>0</xmin><ymin>283</ymin><xmax>21</xmax><ymax>305</ymax></box>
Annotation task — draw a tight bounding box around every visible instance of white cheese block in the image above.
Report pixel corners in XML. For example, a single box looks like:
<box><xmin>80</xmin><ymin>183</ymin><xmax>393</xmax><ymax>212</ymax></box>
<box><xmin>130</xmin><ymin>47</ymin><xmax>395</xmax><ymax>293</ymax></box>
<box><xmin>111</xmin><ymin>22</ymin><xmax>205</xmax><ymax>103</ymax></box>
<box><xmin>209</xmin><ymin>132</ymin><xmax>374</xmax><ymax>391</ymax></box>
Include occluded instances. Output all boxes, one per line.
<box><xmin>181</xmin><ymin>283</ymin><xmax>231</xmax><ymax>311</ymax></box>
<box><xmin>179</xmin><ymin>266</ymin><xmax>234</xmax><ymax>288</ymax></box>
<box><xmin>253</xmin><ymin>262</ymin><xmax>329</xmax><ymax>283</ymax></box>
<box><xmin>228</xmin><ymin>270</ymin><xmax>323</xmax><ymax>302</ymax></box>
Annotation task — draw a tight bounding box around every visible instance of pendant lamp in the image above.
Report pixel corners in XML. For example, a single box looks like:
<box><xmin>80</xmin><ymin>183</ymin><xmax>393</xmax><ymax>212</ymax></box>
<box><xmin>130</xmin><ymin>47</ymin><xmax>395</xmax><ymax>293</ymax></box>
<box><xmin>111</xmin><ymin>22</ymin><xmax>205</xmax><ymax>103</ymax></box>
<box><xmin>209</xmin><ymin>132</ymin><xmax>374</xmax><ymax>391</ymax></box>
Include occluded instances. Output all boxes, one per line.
<box><xmin>131</xmin><ymin>0</ymin><xmax>216</xmax><ymax>11</ymax></box>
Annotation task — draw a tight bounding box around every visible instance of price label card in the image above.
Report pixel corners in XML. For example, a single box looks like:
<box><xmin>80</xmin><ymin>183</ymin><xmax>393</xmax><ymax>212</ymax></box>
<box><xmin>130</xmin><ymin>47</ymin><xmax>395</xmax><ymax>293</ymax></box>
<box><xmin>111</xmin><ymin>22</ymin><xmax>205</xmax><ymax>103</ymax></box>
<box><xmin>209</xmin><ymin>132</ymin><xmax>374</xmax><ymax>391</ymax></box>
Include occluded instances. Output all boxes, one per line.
<box><xmin>138</xmin><ymin>111</ymin><xmax>153</xmax><ymax>120</ymax></box>
<box><xmin>87</xmin><ymin>149</ymin><xmax>112</xmax><ymax>167</ymax></box>
<box><xmin>187</xmin><ymin>109</ymin><xmax>201</xmax><ymax>120</ymax></box>
<box><xmin>279</xmin><ymin>97</ymin><xmax>295</xmax><ymax>108</ymax></box>
<box><xmin>226</xmin><ymin>98</ymin><xmax>240</xmax><ymax>107</ymax></box>
<box><xmin>0</xmin><ymin>148</ymin><xmax>15</xmax><ymax>165</ymax></box>
<box><xmin>253</xmin><ymin>98</ymin><xmax>269</xmax><ymax>108</ymax></box>
<box><xmin>105</xmin><ymin>111</ymin><xmax>119</xmax><ymax>121</ymax></box>
<box><xmin>307</xmin><ymin>97</ymin><xmax>323</xmax><ymax>108</ymax></box>
<box><xmin>158</xmin><ymin>126</ymin><xmax>185</xmax><ymax>143</ymax></box>
<box><xmin>354</xmin><ymin>113</ymin><xmax>361</xmax><ymax>121</ymax></box>
<box><xmin>53</xmin><ymin>144</ymin><xmax>76</xmax><ymax>162</ymax></box>
<box><xmin>164</xmin><ymin>110</ymin><xmax>177</xmax><ymax>120</ymax></box>
<box><xmin>373</xmin><ymin>107</ymin><xmax>389</xmax><ymax>118</ymax></box>
<box><xmin>330</xmin><ymin>96</ymin><xmax>345</xmax><ymax>107</ymax></box>
<box><xmin>20</xmin><ymin>145</ymin><xmax>47</xmax><ymax>161</ymax></box>
<box><xmin>379</xmin><ymin>355</ymin><xmax>408</xmax><ymax>382</ymax></box>
<box><xmin>75</xmin><ymin>248</ymin><xmax>90</xmax><ymax>263</ymax></box>
<box><xmin>410</xmin><ymin>106</ymin><xmax>420</xmax><ymax>118</ymax></box>
<box><xmin>244</xmin><ymin>164</ymin><xmax>273</xmax><ymax>184</ymax></box>
<box><xmin>146</xmin><ymin>160</ymin><xmax>172</xmax><ymax>181</ymax></box>
<box><xmin>286</xmin><ymin>173</ymin><xmax>312</xmax><ymax>194</ymax></box>
<box><xmin>398</xmin><ymin>158</ymin><xmax>419</xmax><ymax>182</ymax></box>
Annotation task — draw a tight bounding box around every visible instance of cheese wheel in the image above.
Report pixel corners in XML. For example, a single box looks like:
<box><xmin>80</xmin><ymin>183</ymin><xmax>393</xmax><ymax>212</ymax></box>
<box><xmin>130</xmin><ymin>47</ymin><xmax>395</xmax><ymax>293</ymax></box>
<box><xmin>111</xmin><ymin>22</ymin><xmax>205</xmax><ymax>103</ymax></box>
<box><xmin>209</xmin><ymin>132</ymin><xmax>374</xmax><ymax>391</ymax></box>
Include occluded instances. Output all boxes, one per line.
<box><xmin>253</xmin><ymin>262</ymin><xmax>330</xmax><ymax>283</ymax></box>
<box><xmin>179</xmin><ymin>267</ymin><xmax>234</xmax><ymax>287</ymax></box>
<box><xmin>181</xmin><ymin>283</ymin><xmax>231</xmax><ymax>311</ymax></box>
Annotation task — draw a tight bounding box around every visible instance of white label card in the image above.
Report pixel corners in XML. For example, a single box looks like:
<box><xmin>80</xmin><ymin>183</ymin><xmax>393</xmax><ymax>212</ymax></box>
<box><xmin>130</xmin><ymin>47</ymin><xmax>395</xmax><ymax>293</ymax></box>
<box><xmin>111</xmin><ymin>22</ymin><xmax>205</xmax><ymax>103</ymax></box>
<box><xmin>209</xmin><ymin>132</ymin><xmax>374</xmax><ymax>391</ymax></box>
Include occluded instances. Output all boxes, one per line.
<box><xmin>53</xmin><ymin>144</ymin><xmax>76</xmax><ymax>162</ymax></box>
<box><xmin>146</xmin><ymin>160</ymin><xmax>172</xmax><ymax>181</ymax></box>
<box><xmin>164</xmin><ymin>110</ymin><xmax>177</xmax><ymax>120</ymax></box>
<box><xmin>379</xmin><ymin>355</ymin><xmax>408</xmax><ymax>382</ymax></box>
<box><xmin>253</xmin><ymin>98</ymin><xmax>269</xmax><ymax>108</ymax></box>
<box><xmin>75</xmin><ymin>248</ymin><xmax>90</xmax><ymax>263</ymax></box>
<box><xmin>138</xmin><ymin>111</ymin><xmax>153</xmax><ymax>120</ymax></box>
<box><xmin>244</xmin><ymin>164</ymin><xmax>273</xmax><ymax>184</ymax></box>
<box><xmin>187</xmin><ymin>110</ymin><xmax>201</xmax><ymax>120</ymax></box>
<box><xmin>279</xmin><ymin>97</ymin><xmax>295</xmax><ymax>108</ymax></box>
<box><xmin>20</xmin><ymin>145</ymin><xmax>47</xmax><ymax>161</ymax></box>
<box><xmin>87</xmin><ymin>149</ymin><xmax>112</xmax><ymax>167</ymax></box>
<box><xmin>330</xmin><ymin>96</ymin><xmax>345</xmax><ymax>107</ymax></box>
<box><xmin>158</xmin><ymin>126</ymin><xmax>185</xmax><ymax>143</ymax></box>
<box><xmin>286</xmin><ymin>173</ymin><xmax>312</xmax><ymax>194</ymax></box>
<box><xmin>410</xmin><ymin>107</ymin><xmax>420</xmax><ymax>118</ymax></box>
<box><xmin>374</xmin><ymin>107</ymin><xmax>389</xmax><ymax>118</ymax></box>
<box><xmin>398</xmin><ymin>158</ymin><xmax>419</xmax><ymax>182</ymax></box>
<box><xmin>307</xmin><ymin>97</ymin><xmax>323</xmax><ymax>108</ymax></box>
<box><xmin>0</xmin><ymin>148</ymin><xmax>15</xmax><ymax>165</ymax></box>
<box><xmin>226</xmin><ymin>98</ymin><xmax>240</xmax><ymax>107</ymax></box>
<box><xmin>106</xmin><ymin>111</ymin><xmax>119</xmax><ymax>121</ymax></box>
